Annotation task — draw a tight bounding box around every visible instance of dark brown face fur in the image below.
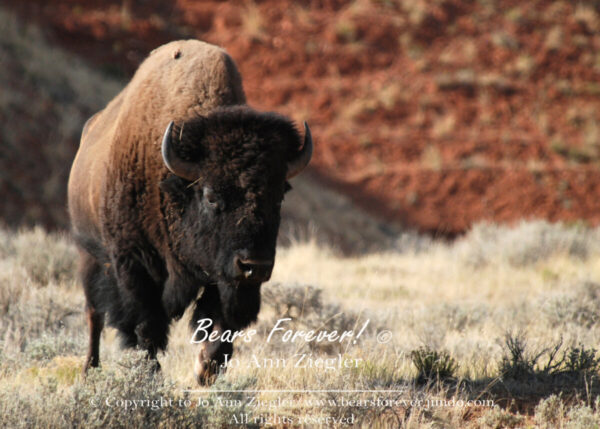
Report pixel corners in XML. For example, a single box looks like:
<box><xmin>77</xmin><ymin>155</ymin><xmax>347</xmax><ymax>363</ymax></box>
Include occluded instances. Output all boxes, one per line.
<box><xmin>160</xmin><ymin>106</ymin><xmax>301</xmax><ymax>288</ymax></box>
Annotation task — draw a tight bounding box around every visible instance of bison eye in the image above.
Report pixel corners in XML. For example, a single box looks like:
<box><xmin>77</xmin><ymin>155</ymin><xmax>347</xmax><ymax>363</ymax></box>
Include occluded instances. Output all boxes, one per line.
<box><xmin>203</xmin><ymin>187</ymin><xmax>219</xmax><ymax>209</ymax></box>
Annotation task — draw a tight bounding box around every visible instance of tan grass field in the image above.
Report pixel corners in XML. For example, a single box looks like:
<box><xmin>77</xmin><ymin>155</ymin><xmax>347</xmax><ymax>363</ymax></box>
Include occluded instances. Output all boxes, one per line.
<box><xmin>1</xmin><ymin>222</ymin><xmax>600</xmax><ymax>428</ymax></box>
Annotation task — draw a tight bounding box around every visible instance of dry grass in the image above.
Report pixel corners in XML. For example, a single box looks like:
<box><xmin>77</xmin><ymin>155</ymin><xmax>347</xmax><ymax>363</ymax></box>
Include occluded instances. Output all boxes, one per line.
<box><xmin>1</xmin><ymin>221</ymin><xmax>600</xmax><ymax>427</ymax></box>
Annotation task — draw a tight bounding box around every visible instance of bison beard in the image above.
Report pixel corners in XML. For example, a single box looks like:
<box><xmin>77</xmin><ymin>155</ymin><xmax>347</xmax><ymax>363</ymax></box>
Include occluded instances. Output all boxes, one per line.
<box><xmin>190</xmin><ymin>283</ymin><xmax>261</xmax><ymax>338</ymax></box>
<box><xmin>217</xmin><ymin>282</ymin><xmax>262</xmax><ymax>329</ymax></box>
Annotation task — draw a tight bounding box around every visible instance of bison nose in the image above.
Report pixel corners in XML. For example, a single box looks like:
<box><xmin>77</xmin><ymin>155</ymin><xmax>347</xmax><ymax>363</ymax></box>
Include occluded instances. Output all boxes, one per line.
<box><xmin>233</xmin><ymin>253</ymin><xmax>274</xmax><ymax>282</ymax></box>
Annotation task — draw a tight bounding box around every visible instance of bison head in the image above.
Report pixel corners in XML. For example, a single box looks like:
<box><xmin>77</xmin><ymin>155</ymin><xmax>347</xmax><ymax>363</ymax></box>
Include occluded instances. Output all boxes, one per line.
<box><xmin>159</xmin><ymin>106</ymin><xmax>311</xmax><ymax>294</ymax></box>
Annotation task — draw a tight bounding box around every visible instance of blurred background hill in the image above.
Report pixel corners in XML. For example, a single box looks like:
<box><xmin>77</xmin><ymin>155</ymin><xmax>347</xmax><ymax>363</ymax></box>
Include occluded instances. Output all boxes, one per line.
<box><xmin>1</xmin><ymin>0</ymin><xmax>599</xmax><ymax>240</ymax></box>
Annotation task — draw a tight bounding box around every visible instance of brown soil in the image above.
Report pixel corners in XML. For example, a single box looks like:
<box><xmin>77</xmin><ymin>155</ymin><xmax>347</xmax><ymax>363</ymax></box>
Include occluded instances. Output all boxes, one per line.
<box><xmin>7</xmin><ymin>0</ymin><xmax>600</xmax><ymax>235</ymax></box>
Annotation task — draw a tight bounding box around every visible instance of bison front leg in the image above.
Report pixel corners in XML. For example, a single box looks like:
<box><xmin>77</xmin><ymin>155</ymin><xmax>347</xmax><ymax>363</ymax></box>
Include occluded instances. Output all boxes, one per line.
<box><xmin>113</xmin><ymin>254</ymin><xmax>169</xmax><ymax>364</ymax></box>
<box><xmin>190</xmin><ymin>283</ymin><xmax>261</xmax><ymax>385</ymax></box>
<box><xmin>84</xmin><ymin>305</ymin><xmax>104</xmax><ymax>372</ymax></box>
<box><xmin>190</xmin><ymin>286</ymin><xmax>232</xmax><ymax>385</ymax></box>
<box><xmin>194</xmin><ymin>326</ymin><xmax>233</xmax><ymax>385</ymax></box>
<box><xmin>78</xmin><ymin>250</ymin><xmax>107</xmax><ymax>374</ymax></box>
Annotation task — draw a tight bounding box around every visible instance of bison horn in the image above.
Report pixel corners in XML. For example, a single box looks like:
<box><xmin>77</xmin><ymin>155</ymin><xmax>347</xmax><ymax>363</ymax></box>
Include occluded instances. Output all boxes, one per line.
<box><xmin>161</xmin><ymin>121</ymin><xmax>200</xmax><ymax>181</ymax></box>
<box><xmin>286</xmin><ymin>122</ymin><xmax>313</xmax><ymax>180</ymax></box>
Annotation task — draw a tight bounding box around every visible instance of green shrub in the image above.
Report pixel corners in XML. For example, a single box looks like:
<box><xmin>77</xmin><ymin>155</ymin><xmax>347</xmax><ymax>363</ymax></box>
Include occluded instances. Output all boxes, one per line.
<box><xmin>410</xmin><ymin>347</ymin><xmax>457</xmax><ymax>384</ymax></box>
<box><xmin>499</xmin><ymin>334</ymin><xmax>600</xmax><ymax>381</ymax></box>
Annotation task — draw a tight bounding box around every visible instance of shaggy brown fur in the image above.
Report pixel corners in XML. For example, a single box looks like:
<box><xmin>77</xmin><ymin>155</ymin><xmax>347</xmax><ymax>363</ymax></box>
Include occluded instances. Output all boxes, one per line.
<box><xmin>69</xmin><ymin>40</ymin><xmax>245</xmax><ymax>238</ymax></box>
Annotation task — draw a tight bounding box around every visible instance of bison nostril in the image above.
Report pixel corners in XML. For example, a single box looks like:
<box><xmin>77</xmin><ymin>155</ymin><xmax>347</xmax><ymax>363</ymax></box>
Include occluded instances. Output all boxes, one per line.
<box><xmin>235</xmin><ymin>257</ymin><xmax>249</xmax><ymax>276</ymax></box>
<box><xmin>237</xmin><ymin>260</ymin><xmax>253</xmax><ymax>278</ymax></box>
<box><xmin>233</xmin><ymin>255</ymin><xmax>273</xmax><ymax>281</ymax></box>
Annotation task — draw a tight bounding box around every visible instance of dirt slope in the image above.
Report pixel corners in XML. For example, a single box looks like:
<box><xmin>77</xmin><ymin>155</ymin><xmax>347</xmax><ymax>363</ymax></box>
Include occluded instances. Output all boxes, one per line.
<box><xmin>4</xmin><ymin>0</ymin><xmax>600</xmax><ymax>234</ymax></box>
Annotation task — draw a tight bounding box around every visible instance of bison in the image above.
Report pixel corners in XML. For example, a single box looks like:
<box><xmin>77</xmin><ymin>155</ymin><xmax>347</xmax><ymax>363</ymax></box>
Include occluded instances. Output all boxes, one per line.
<box><xmin>67</xmin><ymin>40</ymin><xmax>312</xmax><ymax>384</ymax></box>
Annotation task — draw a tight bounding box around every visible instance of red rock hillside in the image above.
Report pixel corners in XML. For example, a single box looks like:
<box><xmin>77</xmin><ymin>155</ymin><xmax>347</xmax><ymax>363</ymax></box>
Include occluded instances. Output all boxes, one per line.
<box><xmin>4</xmin><ymin>0</ymin><xmax>600</xmax><ymax>235</ymax></box>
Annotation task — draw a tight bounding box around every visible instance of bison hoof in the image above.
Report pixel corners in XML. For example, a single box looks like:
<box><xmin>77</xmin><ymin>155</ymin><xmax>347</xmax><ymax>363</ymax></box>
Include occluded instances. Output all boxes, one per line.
<box><xmin>82</xmin><ymin>355</ymin><xmax>100</xmax><ymax>376</ymax></box>
<box><xmin>194</xmin><ymin>354</ymin><xmax>223</xmax><ymax>385</ymax></box>
<box><xmin>149</xmin><ymin>359</ymin><xmax>162</xmax><ymax>373</ymax></box>
<box><xmin>194</xmin><ymin>346</ymin><xmax>225</xmax><ymax>385</ymax></box>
